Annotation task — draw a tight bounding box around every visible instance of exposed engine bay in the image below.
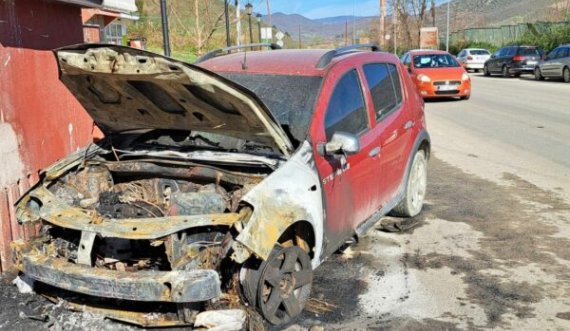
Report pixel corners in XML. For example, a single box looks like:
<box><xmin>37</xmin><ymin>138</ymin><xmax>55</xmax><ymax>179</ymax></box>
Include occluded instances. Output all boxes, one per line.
<box><xmin>30</xmin><ymin>143</ymin><xmax>271</xmax><ymax>275</ymax></box>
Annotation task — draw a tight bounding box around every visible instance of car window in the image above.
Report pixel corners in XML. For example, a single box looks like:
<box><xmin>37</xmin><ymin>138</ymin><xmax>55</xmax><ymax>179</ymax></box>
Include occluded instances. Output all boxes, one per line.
<box><xmin>561</xmin><ymin>48</ymin><xmax>570</xmax><ymax>58</ymax></box>
<box><xmin>548</xmin><ymin>48</ymin><xmax>560</xmax><ymax>59</ymax></box>
<box><xmin>402</xmin><ymin>53</ymin><xmax>410</xmax><ymax>65</ymax></box>
<box><xmin>496</xmin><ymin>48</ymin><xmax>507</xmax><ymax>57</ymax></box>
<box><xmin>506</xmin><ymin>47</ymin><xmax>517</xmax><ymax>56</ymax></box>
<box><xmin>518</xmin><ymin>47</ymin><xmax>539</xmax><ymax>56</ymax></box>
<box><xmin>363</xmin><ymin>63</ymin><xmax>402</xmax><ymax>121</ymax></box>
<box><xmin>413</xmin><ymin>54</ymin><xmax>460</xmax><ymax>68</ymax></box>
<box><xmin>324</xmin><ymin>70</ymin><xmax>369</xmax><ymax>141</ymax></box>
<box><xmin>458</xmin><ymin>50</ymin><xmax>465</xmax><ymax>57</ymax></box>
<box><xmin>471</xmin><ymin>50</ymin><xmax>490</xmax><ymax>55</ymax></box>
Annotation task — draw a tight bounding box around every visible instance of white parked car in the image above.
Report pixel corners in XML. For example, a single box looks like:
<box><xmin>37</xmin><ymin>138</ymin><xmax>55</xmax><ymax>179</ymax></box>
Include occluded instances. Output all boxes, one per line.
<box><xmin>457</xmin><ymin>48</ymin><xmax>491</xmax><ymax>72</ymax></box>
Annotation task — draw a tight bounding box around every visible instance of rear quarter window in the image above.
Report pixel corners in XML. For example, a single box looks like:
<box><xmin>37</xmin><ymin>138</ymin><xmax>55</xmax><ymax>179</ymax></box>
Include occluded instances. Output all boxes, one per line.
<box><xmin>362</xmin><ymin>63</ymin><xmax>403</xmax><ymax>122</ymax></box>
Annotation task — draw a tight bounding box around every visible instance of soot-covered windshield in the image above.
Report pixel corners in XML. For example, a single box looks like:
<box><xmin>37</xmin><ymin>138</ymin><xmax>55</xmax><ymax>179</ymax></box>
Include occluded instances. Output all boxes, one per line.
<box><xmin>220</xmin><ymin>73</ymin><xmax>322</xmax><ymax>146</ymax></box>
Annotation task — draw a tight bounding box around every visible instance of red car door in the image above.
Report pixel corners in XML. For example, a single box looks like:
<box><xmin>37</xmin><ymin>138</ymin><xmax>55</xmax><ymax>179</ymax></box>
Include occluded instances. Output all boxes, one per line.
<box><xmin>311</xmin><ymin>64</ymin><xmax>381</xmax><ymax>255</ymax></box>
<box><xmin>361</xmin><ymin>62</ymin><xmax>415</xmax><ymax>206</ymax></box>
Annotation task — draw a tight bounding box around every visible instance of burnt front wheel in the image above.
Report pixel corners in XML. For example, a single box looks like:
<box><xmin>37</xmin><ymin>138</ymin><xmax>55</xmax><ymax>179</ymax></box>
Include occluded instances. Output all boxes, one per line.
<box><xmin>391</xmin><ymin>149</ymin><xmax>427</xmax><ymax>218</ymax></box>
<box><xmin>242</xmin><ymin>245</ymin><xmax>313</xmax><ymax>326</ymax></box>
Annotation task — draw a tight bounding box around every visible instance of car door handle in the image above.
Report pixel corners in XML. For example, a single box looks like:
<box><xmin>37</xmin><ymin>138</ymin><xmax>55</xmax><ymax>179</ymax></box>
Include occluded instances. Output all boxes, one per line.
<box><xmin>369</xmin><ymin>146</ymin><xmax>381</xmax><ymax>157</ymax></box>
<box><xmin>404</xmin><ymin>120</ymin><xmax>415</xmax><ymax>130</ymax></box>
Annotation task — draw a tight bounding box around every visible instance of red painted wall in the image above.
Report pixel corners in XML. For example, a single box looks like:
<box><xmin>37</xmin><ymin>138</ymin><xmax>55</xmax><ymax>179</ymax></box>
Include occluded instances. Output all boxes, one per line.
<box><xmin>0</xmin><ymin>0</ymin><xmax>98</xmax><ymax>272</ymax></box>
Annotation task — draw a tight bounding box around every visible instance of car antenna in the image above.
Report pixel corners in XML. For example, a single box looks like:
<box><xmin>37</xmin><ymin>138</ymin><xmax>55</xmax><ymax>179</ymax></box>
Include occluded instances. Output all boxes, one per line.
<box><xmin>241</xmin><ymin>48</ymin><xmax>248</xmax><ymax>70</ymax></box>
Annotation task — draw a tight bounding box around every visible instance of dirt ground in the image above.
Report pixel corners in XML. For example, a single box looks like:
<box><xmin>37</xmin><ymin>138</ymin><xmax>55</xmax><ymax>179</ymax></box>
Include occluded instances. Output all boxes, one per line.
<box><xmin>2</xmin><ymin>154</ymin><xmax>569</xmax><ymax>330</ymax></box>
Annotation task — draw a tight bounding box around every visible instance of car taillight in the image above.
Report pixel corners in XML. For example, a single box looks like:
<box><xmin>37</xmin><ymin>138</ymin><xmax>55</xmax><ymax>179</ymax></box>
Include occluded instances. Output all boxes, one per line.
<box><xmin>513</xmin><ymin>55</ymin><xmax>525</xmax><ymax>62</ymax></box>
<box><xmin>467</xmin><ymin>56</ymin><xmax>473</xmax><ymax>60</ymax></box>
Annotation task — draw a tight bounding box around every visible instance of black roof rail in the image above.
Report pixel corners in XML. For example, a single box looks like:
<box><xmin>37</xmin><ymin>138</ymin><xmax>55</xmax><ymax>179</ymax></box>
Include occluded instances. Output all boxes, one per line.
<box><xmin>316</xmin><ymin>43</ymin><xmax>381</xmax><ymax>69</ymax></box>
<box><xmin>194</xmin><ymin>43</ymin><xmax>282</xmax><ymax>64</ymax></box>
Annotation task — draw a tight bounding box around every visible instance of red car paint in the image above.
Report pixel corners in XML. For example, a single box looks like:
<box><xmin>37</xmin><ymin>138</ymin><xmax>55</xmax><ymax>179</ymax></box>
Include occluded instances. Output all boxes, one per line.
<box><xmin>200</xmin><ymin>48</ymin><xmax>429</xmax><ymax>252</ymax></box>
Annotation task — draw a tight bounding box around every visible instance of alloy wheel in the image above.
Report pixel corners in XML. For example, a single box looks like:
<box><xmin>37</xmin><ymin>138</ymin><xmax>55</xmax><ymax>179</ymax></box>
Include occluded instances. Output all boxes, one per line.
<box><xmin>409</xmin><ymin>153</ymin><xmax>427</xmax><ymax>215</ymax></box>
<box><xmin>258</xmin><ymin>246</ymin><xmax>312</xmax><ymax>325</ymax></box>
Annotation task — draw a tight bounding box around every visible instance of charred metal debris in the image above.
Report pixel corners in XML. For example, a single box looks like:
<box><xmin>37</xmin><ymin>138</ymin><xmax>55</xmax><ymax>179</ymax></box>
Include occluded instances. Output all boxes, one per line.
<box><xmin>11</xmin><ymin>143</ymin><xmax>280</xmax><ymax>327</ymax></box>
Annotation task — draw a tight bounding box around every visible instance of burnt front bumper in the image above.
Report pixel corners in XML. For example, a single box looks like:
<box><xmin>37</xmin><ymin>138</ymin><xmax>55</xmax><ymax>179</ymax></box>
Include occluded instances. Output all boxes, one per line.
<box><xmin>14</xmin><ymin>247</ymin><xmax>221</xmax><ymax>303</ymax></box>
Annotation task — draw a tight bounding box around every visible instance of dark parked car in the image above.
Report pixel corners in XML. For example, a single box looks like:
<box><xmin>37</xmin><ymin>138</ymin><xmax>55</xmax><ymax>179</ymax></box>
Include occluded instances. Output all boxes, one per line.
<box><xmin>12</xmin><ymin>44</ymin><xmax>430</xmax><ymax>327</ymax></box>
<box><xmin>484</xmin><ymin>45</ymin><xmax>543</xmax><ymax>77</ymax></box>
<box><xmin>534</xmin><ymin>44</ymin><xmax>570</xmax><ymax>82</ymax></box>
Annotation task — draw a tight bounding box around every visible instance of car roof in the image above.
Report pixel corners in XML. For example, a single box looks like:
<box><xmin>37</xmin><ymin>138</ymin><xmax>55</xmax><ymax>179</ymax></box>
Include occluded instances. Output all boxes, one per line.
<box><xmin>197</xmin><ymin>48</ymin><xmax>396</xmax><ymax>77</ymax></box>
<box><xmin>408</xmin><ymin>50</ymin><xmax>450</xmax><ymax>56</ymax></box>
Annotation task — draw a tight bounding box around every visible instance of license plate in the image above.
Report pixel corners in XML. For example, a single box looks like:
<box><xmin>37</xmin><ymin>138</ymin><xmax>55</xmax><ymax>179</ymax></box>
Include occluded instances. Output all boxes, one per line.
<box><xmin>438</xmin><ymin>85</ymin><xmax>457</xmax><ymax>91</ymax></box>
<box><xmin>527</xmin><ymin>61</ymin><xmax>537</xmax><ymax>65</ymax></box>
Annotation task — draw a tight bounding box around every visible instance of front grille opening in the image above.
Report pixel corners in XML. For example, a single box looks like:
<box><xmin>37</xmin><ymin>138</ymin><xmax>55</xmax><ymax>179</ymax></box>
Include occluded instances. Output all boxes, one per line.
<box><xmin>93</xmin><ymin>237</ymin><xmax>171</xmax><ymax>271</ymax></box>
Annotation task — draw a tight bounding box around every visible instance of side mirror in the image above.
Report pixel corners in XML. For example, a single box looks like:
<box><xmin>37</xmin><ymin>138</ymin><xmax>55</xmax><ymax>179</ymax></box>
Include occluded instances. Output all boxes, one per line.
<box><xmin>318</xmin><ymin>132</ymin><xmax>360</xmax><ymax>156</ymax></box>
<box><xmin>491</xmin><ymin>54</ymin><xmax>496</xmax><ymax>59</ymax></box>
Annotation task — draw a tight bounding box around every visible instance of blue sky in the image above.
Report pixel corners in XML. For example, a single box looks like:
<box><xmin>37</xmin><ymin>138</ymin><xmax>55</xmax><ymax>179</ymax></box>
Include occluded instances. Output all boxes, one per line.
<box><xmin>251</xmin><ymin>0</ymin><xmax>449</xmax><ymax>19</ymax></box>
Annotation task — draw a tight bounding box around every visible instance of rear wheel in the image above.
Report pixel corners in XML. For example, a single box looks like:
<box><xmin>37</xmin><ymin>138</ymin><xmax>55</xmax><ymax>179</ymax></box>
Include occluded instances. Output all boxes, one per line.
<box><xmin>534</xmin><ymin>67</ymin><xmax>545</xmax><ymax>81</ymax></box>
<box><xmin>502</xmin><ymin>65</ymin><xmax>511</xmax><ymax>78</ymax></box>
<box><xmin>483</xmin><ymin>64</ymin><xmax>491</xmax><ymax>76</ymax></box>
<box><xmin>563</xmin><ymin>67</ymin><xmax>570</xmax><ymax>83</ymax></box>
<box><xmin>242</xmin><ymin>245</ymin><xmax>313</xmax><ymax>326</ymax></box>
<box><xmin>391</xmin><ymin>150</ymin><xmax>427</xmax><ymax>217</ymax></box>
<box><xmin>474</xmin><ymin>69</ymin><xmax>480</xmax><ymax>73</ymax></box>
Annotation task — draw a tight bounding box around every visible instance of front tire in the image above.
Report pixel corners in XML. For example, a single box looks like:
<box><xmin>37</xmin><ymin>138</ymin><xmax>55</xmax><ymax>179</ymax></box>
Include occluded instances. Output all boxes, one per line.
<box><xmin>461</xmin><ymin>94</ymin><xmax>471</xmax><ymax>100</ymax></box>
<box><xmin>483</xmin><ymin>64</ymin><xmax>491</xmax><ymax>76</ymax></box>
<box><xmin>502</xmin><ymin>65</ymin><xmax>511</xmax><ymax>78</ymax></box>
<box><xmin>534</xmin><ymin>67</ymin><xmax>545</xmax><ymax>81</ymax></box>
<box><xmin>392</xmin><ymin>150</ymin><xmax>427</xmax><ymax>217</ymax></box>
<box><xmin>563</xmin><ymin>67</ymin><xmax>570</xmax><ymax>83</ymax></box>
<box><xmin>242</xmin><ymin>245</ymin><xmax>313</xmax><ymax>326</ymax></box>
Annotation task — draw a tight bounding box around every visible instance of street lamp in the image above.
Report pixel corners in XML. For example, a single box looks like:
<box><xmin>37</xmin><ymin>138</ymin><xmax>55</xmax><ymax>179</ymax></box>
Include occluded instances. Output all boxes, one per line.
<box><xmin>245</xmin><ymin>2</ymin><xmax>254</xmax><ymax>44</ymax></box>
<box><xmin>256</xmin><ymin>13</ymin><xmax>262</xmax><ymax>43</ymax></box>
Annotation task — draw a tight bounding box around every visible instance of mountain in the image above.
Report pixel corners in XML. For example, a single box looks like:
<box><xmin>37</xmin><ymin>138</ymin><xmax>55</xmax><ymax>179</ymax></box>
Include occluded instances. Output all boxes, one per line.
<box><xmin>265</xmin><ymin>12</ymin><xmax>377</xmax><ymax>45</ymax></box>
<box><xmin>264</xmin><ymin>0</ymin><xmax>565</xmax><ymax>47</ymax></box>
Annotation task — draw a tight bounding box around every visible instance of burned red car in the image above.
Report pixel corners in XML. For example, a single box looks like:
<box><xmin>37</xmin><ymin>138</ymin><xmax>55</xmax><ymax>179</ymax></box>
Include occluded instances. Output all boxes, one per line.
<box><xmin>11</xmin><ymin>43</ymin><xmax>429</xmax><ymax>327</ymax></box>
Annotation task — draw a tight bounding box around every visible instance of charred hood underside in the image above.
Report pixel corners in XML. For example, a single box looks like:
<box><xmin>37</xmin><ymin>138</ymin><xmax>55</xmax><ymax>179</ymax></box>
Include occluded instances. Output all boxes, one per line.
<box><xmin>54</xmin><ymin>44</ymin><xmax>293</xmax><ymax>156</ymax></box>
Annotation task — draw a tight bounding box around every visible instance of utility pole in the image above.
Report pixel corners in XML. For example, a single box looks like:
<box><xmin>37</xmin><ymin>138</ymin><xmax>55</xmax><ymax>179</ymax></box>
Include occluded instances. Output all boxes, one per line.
<box><xmin>345</xmin><ymin>19</ymin><xmax>349</xmax><ymax>46</ymax></box>
<box><xmin>235</xmin><ymin>0</ymin><xmax>241</xmax><ymax>46</ymax></box>
<box><xmin>266</xmin><ymin>0</ymin><xmax>272</xmax><ymax>41</ymax></box>
<box><xmin>298</xmin><ymin>24</ymin><xmax>302</xmax><ymax>48</ymax></box>
<box><xmin>224</xmin><ymin>0</ymin><xmax>231</xmax><ymax>47</ymax></box>
<box><xmin>159</xmin><ymin>0</ymin><xmax>171</xmax><ymax>57</ymax></box>
<box><xmin>379</xmin><ymin>0</ymin><xmax>386</xmax><ymax>48</ymax></box>
<box><xmin>394</xmin><ymin>0</ymin><xmax>399</xmax><ymax>55</ymax></box>
<box><xmin>446</xmin><ymin>0</ymin><xmax>450</xmax><ymax>52</ymax></box>
<box><xmin>431</xmin><ymin>0</ymin><xmax>436</xmax><ymax>27</ymax></box>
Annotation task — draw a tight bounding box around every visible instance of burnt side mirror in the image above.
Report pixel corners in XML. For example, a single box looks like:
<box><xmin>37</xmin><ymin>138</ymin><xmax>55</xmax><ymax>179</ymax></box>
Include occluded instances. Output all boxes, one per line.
<box><xmin>319</xmin><ymin>132</ymin><xmax>360</xmax><ymax>156</ymax></box>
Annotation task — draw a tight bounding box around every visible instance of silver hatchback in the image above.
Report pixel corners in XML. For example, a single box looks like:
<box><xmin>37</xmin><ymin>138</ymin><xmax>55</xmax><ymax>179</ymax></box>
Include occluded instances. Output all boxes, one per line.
<box><xmin>535</xmin><ymin>45</ymin><xmax>570</xmax><ymax>82</ymax></box>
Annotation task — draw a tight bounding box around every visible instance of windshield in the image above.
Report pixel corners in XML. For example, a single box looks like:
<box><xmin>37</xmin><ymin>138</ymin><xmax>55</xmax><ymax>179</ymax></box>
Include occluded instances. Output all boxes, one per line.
<box><xmin>470</xmin><ymin>50</ymin><xmax>490</xmax><ymax>55</ymax></box>
<box><xmin>220</xmin><ymin>73</ymin><xmax>322</xmax><ymax>146</ymax></box>
<box><xmin>413</xmin><ymin>54</ymin><xmax>460</xmax><ymax>68</ymax></box>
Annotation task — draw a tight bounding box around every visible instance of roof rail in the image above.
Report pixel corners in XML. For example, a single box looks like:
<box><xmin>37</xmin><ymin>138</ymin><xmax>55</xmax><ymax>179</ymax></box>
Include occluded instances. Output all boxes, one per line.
<box><xmin>316</xmin><ymin>44</ymin><xmax>380</xmax><ymax>69</ymax></box>
<box><xmin>194</xmin><ymin>43</ymin><xmax>282</xmax><ymax>64</ymax></box>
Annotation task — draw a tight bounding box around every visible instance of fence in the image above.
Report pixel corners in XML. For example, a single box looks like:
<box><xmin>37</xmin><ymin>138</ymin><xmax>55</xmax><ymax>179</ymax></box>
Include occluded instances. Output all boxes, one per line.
<box><xmin>441</xmin><ymin>21</ymin><xmax>570</xmax><ymax>47</ymax></box>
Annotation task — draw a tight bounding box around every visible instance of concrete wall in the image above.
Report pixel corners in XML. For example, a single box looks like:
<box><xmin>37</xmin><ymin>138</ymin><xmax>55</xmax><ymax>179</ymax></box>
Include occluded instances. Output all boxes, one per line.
<box><xmin>0</xmin><ymin>0</ymin><xmax>98</xmax><ymax>272</ymax></box>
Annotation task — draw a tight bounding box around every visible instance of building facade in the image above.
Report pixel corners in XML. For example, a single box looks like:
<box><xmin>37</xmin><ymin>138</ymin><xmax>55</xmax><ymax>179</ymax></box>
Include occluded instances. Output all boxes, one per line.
<box><xmin>0</xmin><ymin>0</ymin><xmax>136</xmax><ymax>273</ymax></box>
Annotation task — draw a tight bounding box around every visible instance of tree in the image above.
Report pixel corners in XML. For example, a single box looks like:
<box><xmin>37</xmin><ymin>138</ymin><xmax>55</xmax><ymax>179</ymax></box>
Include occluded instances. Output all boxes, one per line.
<box><xmin>390</xmin><ymin>0</ymin><xmax>430</xmax><ymax>49</ymax></box>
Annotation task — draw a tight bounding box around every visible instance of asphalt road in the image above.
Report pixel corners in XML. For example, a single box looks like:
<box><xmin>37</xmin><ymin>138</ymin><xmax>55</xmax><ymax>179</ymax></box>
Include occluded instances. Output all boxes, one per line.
<box><xmin>426</xmin><ymin>74</ymin><xmax>570</xmax><ymax>200</ymax></box>
<box><xmin>1</xmin><ymin>74</ymin><xmax>569</xmax><ymax>331</ymax></box>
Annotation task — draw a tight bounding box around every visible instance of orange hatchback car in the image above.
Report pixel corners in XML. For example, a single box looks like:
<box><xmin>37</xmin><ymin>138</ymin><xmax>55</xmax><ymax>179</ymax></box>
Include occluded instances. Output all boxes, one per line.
<box><xmin>401</xmin><ymin>50</ymin><xmax>471</xmax><ymax>100</ymax></box>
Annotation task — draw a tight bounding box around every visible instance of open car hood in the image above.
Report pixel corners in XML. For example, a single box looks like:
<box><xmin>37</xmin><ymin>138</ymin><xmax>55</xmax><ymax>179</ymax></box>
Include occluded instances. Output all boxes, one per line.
<box><xmin>54</xmin><ymin>44</ymin><xmax>293</xmax><ymax>156</ymax></box>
